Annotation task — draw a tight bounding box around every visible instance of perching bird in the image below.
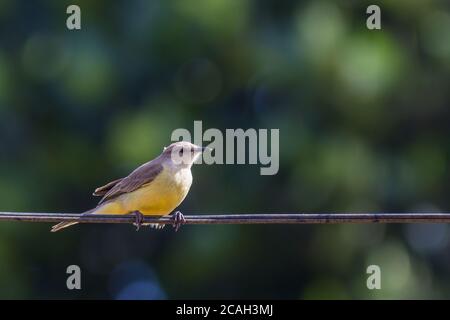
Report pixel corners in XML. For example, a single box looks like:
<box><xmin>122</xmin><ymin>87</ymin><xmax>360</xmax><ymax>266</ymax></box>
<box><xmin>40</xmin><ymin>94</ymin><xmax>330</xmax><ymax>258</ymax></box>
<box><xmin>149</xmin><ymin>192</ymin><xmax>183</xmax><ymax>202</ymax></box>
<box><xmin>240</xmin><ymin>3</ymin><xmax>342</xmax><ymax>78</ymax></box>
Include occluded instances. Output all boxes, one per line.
<box><xmin>51</xmin><ymin>141</ymin><xmax>207</xmax><ymax>232</ymax></box>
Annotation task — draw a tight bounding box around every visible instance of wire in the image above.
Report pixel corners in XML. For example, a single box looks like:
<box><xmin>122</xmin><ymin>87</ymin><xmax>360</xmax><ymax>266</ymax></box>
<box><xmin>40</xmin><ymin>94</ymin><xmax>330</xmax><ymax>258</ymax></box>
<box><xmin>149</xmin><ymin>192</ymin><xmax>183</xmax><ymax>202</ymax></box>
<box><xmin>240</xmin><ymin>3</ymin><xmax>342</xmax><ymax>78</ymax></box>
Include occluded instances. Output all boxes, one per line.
<box><xmin>1</xmin><ymin>212</ymin><xmax>450</xmax><ymax>226</ymax></box>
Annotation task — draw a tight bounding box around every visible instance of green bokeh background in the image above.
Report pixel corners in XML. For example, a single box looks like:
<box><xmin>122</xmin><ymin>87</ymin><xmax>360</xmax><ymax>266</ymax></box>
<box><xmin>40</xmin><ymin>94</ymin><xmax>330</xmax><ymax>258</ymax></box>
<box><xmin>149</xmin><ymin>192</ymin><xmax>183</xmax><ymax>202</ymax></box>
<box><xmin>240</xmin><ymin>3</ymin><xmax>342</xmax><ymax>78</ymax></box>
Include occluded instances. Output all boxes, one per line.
<box><xmin>0</xmin><ymin>0</ymin><xmax>450</xmax><ymax>299</ymax></box>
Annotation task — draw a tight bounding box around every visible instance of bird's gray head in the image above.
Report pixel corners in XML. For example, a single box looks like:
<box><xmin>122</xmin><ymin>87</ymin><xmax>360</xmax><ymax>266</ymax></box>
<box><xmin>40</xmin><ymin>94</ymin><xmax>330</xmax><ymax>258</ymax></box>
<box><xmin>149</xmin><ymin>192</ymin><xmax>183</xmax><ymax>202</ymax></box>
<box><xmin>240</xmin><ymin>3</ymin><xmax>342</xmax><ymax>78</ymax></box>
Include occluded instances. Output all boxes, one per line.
<box><xmin>161</xmin><ymin>141</ymin><xmax>208</xmax><ymax>169</ymax></box>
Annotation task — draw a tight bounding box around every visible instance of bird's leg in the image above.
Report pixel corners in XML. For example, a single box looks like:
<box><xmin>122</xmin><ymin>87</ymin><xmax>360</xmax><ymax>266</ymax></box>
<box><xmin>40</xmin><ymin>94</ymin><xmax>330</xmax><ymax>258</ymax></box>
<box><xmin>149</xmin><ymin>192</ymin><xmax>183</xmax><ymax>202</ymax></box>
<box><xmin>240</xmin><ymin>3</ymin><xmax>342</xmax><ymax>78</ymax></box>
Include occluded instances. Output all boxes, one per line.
<box><xmin>171</xmin><ymin>211</ymin><xmax>186</xmax><ymax>232</ymax></box>
<box><xmin>131</xmin><ymin>211</ymin><xmax>145</xmax><ymax>231</ymax></box>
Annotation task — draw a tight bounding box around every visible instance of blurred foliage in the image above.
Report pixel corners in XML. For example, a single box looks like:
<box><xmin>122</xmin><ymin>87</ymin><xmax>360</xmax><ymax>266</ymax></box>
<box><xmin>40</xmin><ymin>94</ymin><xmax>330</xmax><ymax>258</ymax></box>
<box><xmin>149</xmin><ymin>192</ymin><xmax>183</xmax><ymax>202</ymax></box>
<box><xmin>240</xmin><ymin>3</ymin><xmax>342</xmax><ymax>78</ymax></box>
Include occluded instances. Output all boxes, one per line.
<box><xmin>0</xmin><ymin>0</ymin><xmax>450</xmax><ymax>299</ymax></box>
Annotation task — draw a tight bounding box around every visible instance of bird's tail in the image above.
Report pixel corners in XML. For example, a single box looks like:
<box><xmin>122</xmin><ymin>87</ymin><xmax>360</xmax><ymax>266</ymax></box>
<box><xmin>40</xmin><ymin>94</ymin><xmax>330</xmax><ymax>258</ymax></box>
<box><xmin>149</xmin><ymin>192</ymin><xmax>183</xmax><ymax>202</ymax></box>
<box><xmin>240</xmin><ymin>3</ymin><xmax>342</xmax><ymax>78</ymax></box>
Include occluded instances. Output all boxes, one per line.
<box><xmin>50</xmin><ymin>221</ymin><xmax>78</xmax><ymax>232</ymax></box>
<box><xmin>51</xmin><ymin>207</ymin><xmax>97</xmax><ymax>232</ymax></box>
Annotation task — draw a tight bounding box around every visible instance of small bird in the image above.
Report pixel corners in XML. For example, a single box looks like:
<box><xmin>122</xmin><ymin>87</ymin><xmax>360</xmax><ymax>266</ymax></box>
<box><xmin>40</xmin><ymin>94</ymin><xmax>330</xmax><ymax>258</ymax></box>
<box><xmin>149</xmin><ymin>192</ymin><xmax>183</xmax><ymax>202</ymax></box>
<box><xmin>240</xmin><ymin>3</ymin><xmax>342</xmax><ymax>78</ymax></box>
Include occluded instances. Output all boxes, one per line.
<box><xmin>51</xmin><ymin>141</ymin><xmax>207</xmax><ymax>232</ymax></box>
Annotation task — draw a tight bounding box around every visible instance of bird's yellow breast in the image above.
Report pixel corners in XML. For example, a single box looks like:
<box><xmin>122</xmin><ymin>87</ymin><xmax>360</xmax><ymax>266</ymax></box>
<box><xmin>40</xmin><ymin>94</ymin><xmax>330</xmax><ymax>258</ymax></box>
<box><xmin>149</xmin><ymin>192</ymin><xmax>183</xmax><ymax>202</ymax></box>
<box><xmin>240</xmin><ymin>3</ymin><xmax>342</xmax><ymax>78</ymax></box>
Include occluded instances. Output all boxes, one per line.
<box><xmin>94</xmin><ymin>166</ymin><xmax>193</xmax><ymax>216</ymax></box>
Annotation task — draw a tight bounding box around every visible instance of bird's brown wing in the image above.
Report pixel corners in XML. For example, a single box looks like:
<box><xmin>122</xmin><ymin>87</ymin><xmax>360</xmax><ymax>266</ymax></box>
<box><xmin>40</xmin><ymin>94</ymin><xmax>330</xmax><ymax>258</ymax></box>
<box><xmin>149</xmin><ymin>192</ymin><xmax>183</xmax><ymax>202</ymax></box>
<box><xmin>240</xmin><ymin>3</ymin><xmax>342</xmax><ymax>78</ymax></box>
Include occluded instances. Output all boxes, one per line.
<box><xmin>98</xmin><ymin>160</ymin><xmax>164</xmax><ymax>205</ymax></box>
<box><xmin>93</xmin><ymin>178</ymin><xmax>124</xmax><ymax>196</ymax></box>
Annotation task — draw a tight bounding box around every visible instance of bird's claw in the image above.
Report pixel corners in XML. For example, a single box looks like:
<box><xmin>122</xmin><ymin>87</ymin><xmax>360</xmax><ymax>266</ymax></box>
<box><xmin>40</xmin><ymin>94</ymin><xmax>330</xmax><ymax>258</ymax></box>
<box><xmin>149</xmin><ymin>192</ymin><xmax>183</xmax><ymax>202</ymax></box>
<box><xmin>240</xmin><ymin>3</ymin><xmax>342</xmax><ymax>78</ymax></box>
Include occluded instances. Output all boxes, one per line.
<box><xmin>132</xmin><ymin>211</ymin><xmax>145</xmax><ymax>231</ymax></box>
<box><xmin>172</xmin><ymin>211</ymin><xmax>186</xmax><ymax>232</ymax></box>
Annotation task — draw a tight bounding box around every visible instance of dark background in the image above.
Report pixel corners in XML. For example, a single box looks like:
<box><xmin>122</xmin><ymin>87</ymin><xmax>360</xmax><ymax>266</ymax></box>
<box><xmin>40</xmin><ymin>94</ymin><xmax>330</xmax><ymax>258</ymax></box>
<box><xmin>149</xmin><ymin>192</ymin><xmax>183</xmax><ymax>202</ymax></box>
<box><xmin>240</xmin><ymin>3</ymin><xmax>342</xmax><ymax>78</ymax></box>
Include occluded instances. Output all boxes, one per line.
<box><xmin>0</xmin><ymin>0</ymin><xmax>450</xmax><ymax>299</ymax></box>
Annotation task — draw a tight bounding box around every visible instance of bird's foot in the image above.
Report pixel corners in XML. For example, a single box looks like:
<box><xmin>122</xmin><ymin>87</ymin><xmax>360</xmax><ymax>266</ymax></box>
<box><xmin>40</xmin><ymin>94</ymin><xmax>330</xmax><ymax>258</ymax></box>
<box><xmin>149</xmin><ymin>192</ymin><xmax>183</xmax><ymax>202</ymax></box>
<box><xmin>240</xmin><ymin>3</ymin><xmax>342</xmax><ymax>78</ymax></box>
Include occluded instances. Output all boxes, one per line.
<box><xmin>131</xmin><ymin>211</ymin><xmax>145</xmax><ymax>231</ymax></box>
<box><xmin>171</xmin><ymin>211</ymin><xmax>186</xmax><ymax>232</ymax></box>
